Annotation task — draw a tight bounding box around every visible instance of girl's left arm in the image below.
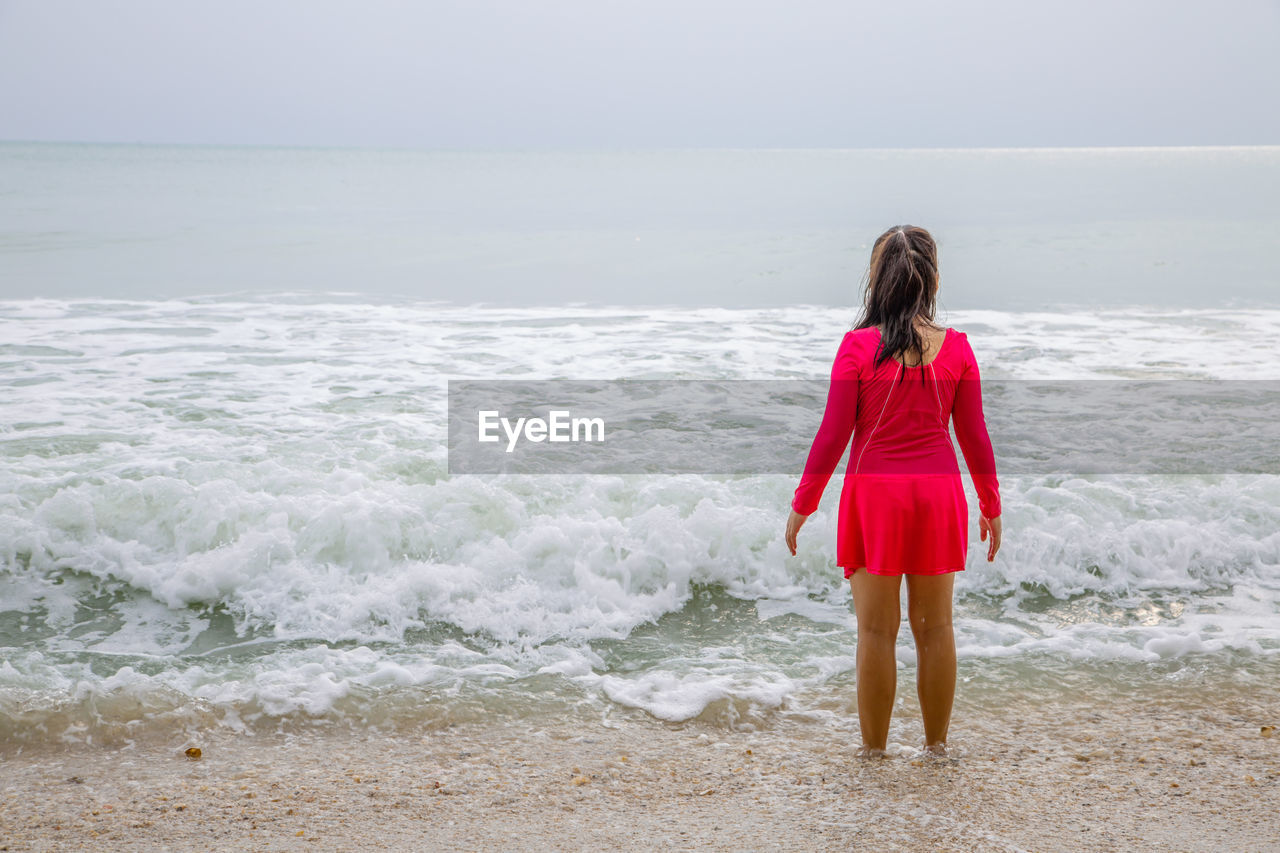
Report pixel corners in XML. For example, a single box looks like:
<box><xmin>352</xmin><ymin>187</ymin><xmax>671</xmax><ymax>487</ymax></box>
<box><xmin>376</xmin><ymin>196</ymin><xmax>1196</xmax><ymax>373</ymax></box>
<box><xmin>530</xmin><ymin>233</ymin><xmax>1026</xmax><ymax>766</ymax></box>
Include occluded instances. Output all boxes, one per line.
<box><xmin>791</xmin><ymin>334</ymin><xmax>860</xmax><ymax>516</ymax></box>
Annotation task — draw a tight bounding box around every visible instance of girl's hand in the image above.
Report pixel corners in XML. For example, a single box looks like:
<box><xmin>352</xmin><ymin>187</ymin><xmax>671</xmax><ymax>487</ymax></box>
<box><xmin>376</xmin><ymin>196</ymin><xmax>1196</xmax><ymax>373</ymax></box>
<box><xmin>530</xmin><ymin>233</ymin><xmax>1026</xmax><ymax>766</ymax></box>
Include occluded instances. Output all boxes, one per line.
<box><xmin>785</xmin><ymin>509</ymin><xmax>809</xmax><ymax>556</ymax></box>
<box><xmin>979</xmin><ymin>514</ymin><xmax>1002</xmax><ymax>562</ymax></box>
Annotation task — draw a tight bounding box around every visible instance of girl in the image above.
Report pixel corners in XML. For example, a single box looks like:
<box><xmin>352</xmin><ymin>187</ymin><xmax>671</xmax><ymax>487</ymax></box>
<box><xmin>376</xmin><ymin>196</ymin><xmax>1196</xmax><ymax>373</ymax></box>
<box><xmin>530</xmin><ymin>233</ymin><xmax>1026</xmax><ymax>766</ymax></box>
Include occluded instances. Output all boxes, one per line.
<box><xmin>785</xmin><ymin>224</ymin><xmax>1003</xmax><ymax>758</ymax></box>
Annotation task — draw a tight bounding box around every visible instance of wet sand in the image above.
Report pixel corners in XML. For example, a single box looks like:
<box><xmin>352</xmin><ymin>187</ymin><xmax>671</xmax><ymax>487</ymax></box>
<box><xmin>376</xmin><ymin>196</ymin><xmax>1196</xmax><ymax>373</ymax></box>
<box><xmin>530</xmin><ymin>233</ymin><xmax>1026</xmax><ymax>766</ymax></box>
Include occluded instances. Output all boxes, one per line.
<box><xmin>2</xmin><ymin>691</ymin><xmax>1277</xmax><ymax>852</ymax></box>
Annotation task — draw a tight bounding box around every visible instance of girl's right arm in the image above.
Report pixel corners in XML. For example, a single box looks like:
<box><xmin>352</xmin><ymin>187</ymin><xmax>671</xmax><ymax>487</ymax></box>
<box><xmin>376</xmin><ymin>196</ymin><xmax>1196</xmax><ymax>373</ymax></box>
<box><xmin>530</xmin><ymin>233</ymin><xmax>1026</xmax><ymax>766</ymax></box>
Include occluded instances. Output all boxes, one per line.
<box><xmin>952</xmin><ymin>331</ymin><xmax>1001</xmax><ymax>521</ymax></box>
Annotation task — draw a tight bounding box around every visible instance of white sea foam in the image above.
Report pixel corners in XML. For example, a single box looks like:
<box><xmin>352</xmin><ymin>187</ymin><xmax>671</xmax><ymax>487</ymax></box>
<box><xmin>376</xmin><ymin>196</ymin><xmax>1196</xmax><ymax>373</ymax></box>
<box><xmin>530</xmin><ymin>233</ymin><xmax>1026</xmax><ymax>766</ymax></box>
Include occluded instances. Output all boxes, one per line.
<box><xmin>2</xmin><ymin>299</ymin><xmax>1279</xmax><ymax>739</ymax></box>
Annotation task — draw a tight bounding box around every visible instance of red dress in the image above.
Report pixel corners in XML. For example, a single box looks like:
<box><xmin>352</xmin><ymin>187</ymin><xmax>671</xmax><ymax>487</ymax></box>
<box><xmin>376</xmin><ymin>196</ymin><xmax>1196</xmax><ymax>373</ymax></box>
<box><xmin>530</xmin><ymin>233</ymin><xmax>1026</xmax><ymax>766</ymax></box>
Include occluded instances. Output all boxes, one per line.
<box><xmin>792</xmin><ymin>326</ymin><xmax>1001</xmax><ymax>577</ymax></box>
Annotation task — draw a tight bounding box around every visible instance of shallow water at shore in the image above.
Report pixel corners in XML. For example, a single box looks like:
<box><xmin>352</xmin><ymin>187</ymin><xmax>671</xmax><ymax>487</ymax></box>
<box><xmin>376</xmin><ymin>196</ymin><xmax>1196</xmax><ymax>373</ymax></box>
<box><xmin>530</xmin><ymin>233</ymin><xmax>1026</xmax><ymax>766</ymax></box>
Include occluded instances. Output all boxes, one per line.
<box><xmin>3</xmin><ymin>299</ymin><xmax>1280</xmax><ymax>751</ymax></box>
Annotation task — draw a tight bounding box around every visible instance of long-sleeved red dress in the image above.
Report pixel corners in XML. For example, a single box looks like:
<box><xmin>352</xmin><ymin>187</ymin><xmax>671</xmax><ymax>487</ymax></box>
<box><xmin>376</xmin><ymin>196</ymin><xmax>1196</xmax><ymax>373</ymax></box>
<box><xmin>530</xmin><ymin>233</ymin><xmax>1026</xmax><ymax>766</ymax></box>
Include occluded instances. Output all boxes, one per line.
<box><xmin>791</xmin><ymin>326</ymin><xmax>1001</xmax><ymax>578</ymax></box>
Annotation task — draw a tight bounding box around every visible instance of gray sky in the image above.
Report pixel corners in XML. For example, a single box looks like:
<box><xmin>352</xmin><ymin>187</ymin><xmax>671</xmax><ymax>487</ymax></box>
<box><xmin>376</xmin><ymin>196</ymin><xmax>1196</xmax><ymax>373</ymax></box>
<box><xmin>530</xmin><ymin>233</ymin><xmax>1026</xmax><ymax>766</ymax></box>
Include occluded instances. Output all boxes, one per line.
<box><xmin>1</xmin><ymin>0</ymin><xmax>1277</xmax><ymax>148</ymax></box>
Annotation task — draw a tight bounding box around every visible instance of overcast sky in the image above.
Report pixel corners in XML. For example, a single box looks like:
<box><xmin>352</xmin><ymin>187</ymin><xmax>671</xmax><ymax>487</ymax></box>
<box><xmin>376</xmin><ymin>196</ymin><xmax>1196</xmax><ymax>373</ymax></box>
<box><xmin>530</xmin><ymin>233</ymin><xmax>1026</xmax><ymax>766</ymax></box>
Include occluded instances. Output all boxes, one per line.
<box><xmin>1</xmin><ymin>0</ymin><xmax>1277</xmax><ymax>149</ymax></box>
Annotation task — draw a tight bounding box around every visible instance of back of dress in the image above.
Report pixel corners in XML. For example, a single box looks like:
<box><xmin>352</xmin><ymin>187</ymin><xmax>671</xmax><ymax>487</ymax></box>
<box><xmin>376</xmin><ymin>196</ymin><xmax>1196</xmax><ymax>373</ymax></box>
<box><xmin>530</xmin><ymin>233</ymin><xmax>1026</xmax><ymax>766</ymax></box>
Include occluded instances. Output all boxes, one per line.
<box><xmin>850</xmin><ymin>327</ymin><xmax>963</xmax><ymax>479</ymax></box>
<box><xmin>792</xmin><ymin>325</ymin><xmax>1001</xmax><ymax>576</ymax></box>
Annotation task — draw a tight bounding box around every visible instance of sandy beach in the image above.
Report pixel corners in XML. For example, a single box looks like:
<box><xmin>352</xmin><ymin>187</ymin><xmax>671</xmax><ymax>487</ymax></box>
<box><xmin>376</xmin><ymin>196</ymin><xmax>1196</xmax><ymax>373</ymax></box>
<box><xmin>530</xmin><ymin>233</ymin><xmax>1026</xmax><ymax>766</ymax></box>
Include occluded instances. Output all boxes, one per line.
<box><xmin>3</xmin><ymin>687</ymin><xmax>1277</xmax><ymax>852</ymax></box>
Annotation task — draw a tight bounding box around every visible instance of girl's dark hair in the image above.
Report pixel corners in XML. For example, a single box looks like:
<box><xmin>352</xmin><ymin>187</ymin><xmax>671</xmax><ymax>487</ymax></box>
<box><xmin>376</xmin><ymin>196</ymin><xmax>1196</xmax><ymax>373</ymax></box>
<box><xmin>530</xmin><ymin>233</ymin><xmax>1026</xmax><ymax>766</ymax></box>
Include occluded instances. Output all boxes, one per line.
<box><xmin>852</xmin><ymin>224</ymin><xmax>944</xmax><ymax>371</ymax></box>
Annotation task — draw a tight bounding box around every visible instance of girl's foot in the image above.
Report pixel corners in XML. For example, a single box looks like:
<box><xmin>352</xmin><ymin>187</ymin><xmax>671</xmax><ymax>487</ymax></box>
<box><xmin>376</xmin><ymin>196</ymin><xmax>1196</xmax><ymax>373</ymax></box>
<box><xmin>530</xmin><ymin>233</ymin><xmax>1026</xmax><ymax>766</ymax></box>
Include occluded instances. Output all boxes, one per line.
<box><xmin>855</xmin><ymin>745</ymin><xmax>888</xmax><ymax>759</ymax></box>
<box><xmin>922</xmin><ymin>742</ymin><xmax>948</xmax><ymax>757</ymax></box>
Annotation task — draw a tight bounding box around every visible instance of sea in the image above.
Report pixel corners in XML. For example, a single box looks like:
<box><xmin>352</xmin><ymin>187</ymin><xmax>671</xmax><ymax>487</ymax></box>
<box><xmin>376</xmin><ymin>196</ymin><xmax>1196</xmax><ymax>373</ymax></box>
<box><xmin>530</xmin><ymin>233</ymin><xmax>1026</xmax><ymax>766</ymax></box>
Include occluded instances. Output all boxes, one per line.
<box><xmin>1</xmin><ymin>142</ymin><xmax>1278</xmax><ymax>750</ymax></box>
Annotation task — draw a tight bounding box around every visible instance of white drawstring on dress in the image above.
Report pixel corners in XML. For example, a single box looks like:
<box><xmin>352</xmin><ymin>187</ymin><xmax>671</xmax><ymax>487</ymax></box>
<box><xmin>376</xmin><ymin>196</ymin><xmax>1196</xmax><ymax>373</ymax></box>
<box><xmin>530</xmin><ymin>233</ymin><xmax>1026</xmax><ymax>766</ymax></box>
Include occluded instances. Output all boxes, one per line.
<box><xmin>854</xmin><ymin>360</ymin><xmax>903</xmax><ymax>475</ymax></box>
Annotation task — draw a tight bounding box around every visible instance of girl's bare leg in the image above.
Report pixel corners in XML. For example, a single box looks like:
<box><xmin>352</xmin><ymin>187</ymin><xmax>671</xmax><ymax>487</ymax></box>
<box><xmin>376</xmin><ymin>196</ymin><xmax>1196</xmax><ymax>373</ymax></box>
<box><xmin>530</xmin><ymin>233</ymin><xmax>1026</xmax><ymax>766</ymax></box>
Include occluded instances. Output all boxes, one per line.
<box><xmin>848</xmin><ymin>567</ymin><xmax>903</xmax><ymax>754</ymax></box>
<box><xmin>905</xmin><ymin>572</ymin><xmax>956</xmax><ymax>753</ymax></box>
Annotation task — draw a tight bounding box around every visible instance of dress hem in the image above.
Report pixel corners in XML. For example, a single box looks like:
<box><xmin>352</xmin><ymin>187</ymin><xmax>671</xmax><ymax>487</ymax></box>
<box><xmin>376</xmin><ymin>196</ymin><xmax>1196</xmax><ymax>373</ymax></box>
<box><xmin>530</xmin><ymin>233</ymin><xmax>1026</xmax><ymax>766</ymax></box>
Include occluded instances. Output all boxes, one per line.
<box><xmin>841</xmin><ymin>565</ymin><xmax>966</xmax><ymax>578</ymax></box>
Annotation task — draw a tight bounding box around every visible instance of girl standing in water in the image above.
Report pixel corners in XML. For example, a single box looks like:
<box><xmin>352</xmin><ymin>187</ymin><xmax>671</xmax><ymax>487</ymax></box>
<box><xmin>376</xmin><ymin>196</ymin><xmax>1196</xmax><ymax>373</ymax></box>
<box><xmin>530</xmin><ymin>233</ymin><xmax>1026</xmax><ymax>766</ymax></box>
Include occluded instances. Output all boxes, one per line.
<box><xmin>785</xmin><ymin>224</ymin><xmax>1003</xmax><ymax>758</ymax></box>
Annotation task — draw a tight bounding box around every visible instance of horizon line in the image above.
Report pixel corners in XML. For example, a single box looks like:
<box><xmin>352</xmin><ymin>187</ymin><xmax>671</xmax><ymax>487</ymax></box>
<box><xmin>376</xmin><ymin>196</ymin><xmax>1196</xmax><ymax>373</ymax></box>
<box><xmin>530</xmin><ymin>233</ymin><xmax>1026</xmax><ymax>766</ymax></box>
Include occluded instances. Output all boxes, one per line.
<box><xmin>2</xmin><ymin>138</ymin><xmax>1278</xmax><ymax>154</ymax></box>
